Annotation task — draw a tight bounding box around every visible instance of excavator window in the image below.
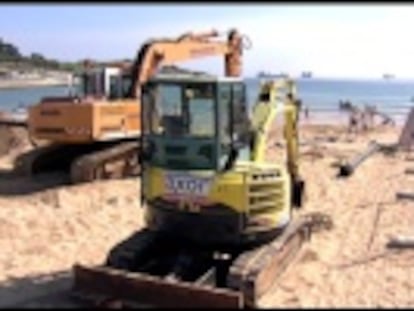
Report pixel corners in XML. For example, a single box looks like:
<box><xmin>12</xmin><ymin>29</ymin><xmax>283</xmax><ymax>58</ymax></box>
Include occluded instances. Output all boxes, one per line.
<box><xmin>77</xmin><ymin>71</ymin><xmax>105</xmax><ymax>98</ymax></box>
<box><xmin>159</xmin><ymin>84</ymin><xmax>182</xmax><ymax>116</ymax></box>
<box><xmin>219</xmin><ymin>82</ymin><xmax>252</xmax><ymax>168</ymax></box>
<box><xmin>218</xmin><ymin>83</ymin><xmax>231</xmax><ymax>144</ymax></box>
<box><xmin>148</xmin><ymin>82</ymin><xmax>215</xmax><ymax>138</ymax></box>
<box><xmin>186</xmin><ymin>83</ymin><xmax>215</xmax><ymax>137</ymax></box>
<box><xmin>121</xmin><ymin>75</ymin><xmax>132</xmax><ymax>97</ymax></box>
<box><xmin>108</xmin><ymin>73</ymin><xmax>133</xmax><ymax>100</ymax></box>
<box><xmin>109</xmin><ymin>76</ymin><xmax>122</xmax><ymax>99</ymax></box>
<box><xmin>77</xmin><ymin>68</ymin><xmax>132</xmax><ymax>100</ymax></box>
<box><xmin>82</xmin><ymin>72</ymin><xmax>97</xmax><ymax>96</ymax></box>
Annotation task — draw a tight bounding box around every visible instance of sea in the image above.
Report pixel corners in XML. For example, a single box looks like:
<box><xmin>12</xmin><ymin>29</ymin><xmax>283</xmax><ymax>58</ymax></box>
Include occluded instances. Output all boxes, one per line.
<box><xmin>0</xmin><ymin>77</ymin><xmax>413</xmax><ymax>125</ymax></box>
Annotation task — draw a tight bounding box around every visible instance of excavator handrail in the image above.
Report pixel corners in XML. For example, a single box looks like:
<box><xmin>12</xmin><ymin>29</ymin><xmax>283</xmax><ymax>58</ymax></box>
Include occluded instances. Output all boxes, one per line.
<box><xmin>177</xmin><ymin>29</ymin><xmax>220</xmax><ymax>42</ymax></box>
<box><xmin>144</xmin><ymin>29</ymin><xmax>221</xmax><ymax>46</ymax></box>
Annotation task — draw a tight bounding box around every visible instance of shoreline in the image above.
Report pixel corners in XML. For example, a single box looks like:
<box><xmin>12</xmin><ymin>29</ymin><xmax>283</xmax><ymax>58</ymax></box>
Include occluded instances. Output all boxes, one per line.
<box><xmin>0</xmin><ymin>78</ymin><xmax>71</xmax><ymax>90</ymax></box>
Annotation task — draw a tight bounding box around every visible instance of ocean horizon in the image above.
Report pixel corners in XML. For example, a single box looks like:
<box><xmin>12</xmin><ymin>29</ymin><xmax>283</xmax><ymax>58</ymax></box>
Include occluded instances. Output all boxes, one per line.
<box><xmin>0</xmin><ymin>77</ymin><xmax>412</xmax><ymax>126</ymax></box>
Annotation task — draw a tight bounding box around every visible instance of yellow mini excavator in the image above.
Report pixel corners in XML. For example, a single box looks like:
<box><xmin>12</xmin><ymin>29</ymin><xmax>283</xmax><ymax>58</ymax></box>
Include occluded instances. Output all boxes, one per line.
<box><xmin>72</xmin><ymin>71</ymin><xmax>332</xmax><ymax>308</ymax></box>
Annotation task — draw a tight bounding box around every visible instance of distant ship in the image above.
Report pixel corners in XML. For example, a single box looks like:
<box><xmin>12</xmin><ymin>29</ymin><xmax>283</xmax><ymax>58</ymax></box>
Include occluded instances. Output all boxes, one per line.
<box><xmin>383</xmin><ymin>73</ymin><xmax>395</xmax><ymax>80</ymax></box>
<box><xmin>257</xmin><ymin>71</ymin><xmax>289</xmax><ymax>79</ymax></box>
<box><xmin>301</xmin><ymin>71</ymin><xmax>313</xmax><ymax>78</ymax></box>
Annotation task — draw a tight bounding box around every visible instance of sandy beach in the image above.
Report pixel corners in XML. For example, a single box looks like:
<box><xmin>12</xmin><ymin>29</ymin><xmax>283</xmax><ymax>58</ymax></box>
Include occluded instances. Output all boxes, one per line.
<box><xmin>0</xmin><ymin>118</ymin><xmax>412</xmax><ymax>308</ymax></box>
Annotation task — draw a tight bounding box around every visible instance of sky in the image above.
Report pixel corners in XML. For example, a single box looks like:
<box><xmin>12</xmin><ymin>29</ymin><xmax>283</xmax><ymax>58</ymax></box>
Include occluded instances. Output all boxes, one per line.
<box><xmin>1</xmin><ymin>3</ymin><xmax>414</xmax><ymax>79</ymax></box>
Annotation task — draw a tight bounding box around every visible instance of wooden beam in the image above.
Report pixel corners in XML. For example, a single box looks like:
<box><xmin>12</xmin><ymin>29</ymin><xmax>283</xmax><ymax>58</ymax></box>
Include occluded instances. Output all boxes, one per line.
<box><xmin>387</xmin><ymin>235</ymin><xmax>414</xmax><ymax>249</ymax></box>
<box><xmin>404</xmin><ymin>168</ymin><xmax>414</xmax><ymax>175</ymax></box>
<box><xmin>0</xmin><ymin>118</ymin><xmax>27</xmax><ymax>128</ymax></box>
<box><xmin>396</xmin><ymin>192</ymin><xmax>414</xmax><ymax>200</ymax></box>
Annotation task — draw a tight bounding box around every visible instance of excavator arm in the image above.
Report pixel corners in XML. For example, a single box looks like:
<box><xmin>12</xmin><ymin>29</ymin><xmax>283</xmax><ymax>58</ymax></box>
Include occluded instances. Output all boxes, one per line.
<box><xmin>249</xmin><ymin>79</ymin><xmax>299</xmax><ymax>170</ymax></box>
<box><xmin>249</xmin><ymin>78</ymin><xmax>304</xmax><ymax>207</ymax></box>
<box><xmin>284</xmin><ymin>79</ymin><xmax>300</xmax><ymax>182</ymax></box>
<box><xmin>283</xmin><ymin>79</ymin><xmax>305</xmax><ymax>208</ymax></box>
<box><xmin>128</xmin><ymin>29</ymin><xmax>244</xmax><ymax>98</ymax></box>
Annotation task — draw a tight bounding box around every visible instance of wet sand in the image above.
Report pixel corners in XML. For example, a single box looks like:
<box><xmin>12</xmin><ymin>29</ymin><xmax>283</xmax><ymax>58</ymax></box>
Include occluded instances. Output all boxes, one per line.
<box><xmin>0</xmin><ymin>119</ymin><xmax>413</xmax><ymax>308</ymax></box>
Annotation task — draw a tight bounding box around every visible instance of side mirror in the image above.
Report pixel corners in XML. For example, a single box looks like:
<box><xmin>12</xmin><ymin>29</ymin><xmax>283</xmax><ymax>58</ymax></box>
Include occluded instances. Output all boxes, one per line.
<box><xmin>139</xmin><ymin>141</ymin><xmax>155</xmax><ymax>164</ymax></box>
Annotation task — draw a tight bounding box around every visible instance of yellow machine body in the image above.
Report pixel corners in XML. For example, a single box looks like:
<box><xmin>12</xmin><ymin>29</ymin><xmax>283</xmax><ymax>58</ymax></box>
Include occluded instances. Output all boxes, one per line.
<box><xmin>140</xmin><ymin>74</ymin><xmax>302</xmax><ymax>246</ymax></box>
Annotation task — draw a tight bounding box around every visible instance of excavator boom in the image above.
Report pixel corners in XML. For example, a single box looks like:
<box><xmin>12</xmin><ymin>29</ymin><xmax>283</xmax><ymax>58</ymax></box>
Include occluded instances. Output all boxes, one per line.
<box><xmin>129</xmin><ymin>29</ymin><xmax>243</xmax><ymax>97</ymax></box>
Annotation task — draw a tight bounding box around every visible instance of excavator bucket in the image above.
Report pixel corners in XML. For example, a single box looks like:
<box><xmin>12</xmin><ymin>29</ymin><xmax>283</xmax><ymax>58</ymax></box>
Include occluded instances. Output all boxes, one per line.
<box><xmin>72</xmin><ymin>265</ymin><xmax>244</xmax><ymax>308</ymax></box>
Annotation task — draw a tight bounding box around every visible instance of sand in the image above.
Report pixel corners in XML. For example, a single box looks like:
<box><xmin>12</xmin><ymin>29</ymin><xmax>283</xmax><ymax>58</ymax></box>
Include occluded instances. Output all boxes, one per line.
<box><xmin>0</xmin><ymin>76</ymin><xmax>71</xmax><ymax>90</ymax></box>
<box><xmin>0</xmin><ymin>120</ymin><xmax>413</xmax><ymax>307</ymax></box>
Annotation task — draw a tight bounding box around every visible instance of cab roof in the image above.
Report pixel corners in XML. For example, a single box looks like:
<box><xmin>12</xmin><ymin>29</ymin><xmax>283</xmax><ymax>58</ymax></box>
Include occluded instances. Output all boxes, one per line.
<box><xmin>148</xmin><ymin>66</ymin><xmax>243</xmax><ymax>84</ymax></box>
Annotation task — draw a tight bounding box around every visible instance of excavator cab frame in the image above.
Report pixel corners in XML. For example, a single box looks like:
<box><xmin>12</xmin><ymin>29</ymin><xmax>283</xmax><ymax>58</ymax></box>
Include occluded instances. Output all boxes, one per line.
<box><xmin>75</xmin><ymin>66</ymin><xmax>133</xmax><ymax>100</ymax></box>
<box><xmin>140</xmin><ymin>72</ymin><xmax>252</xmax><ymax>172</ymax></box>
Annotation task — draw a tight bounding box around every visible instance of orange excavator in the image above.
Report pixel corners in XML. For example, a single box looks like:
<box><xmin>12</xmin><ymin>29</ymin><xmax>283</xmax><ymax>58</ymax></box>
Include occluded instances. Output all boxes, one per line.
<box><xmin>16</xmin><ymin>29</ymin><xmax>246</xmax><ymax>183</ymax></box>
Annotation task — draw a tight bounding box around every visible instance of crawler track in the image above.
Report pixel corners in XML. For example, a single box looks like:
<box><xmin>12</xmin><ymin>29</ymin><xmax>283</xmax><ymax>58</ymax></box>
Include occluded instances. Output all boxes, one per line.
<box><xmin>72</xmin><ymin>212</ymin><xmax>332</xmax><ymax>308</ymax></box>
<box><xmin>70</xmin><ymin>141</ymin><xmax>140</xmax><ymax>183</ymax></box>
<box><xmin>13</xmin><ymin>141</ymin><xmax>140</xmax><ymax>184</ymax></box>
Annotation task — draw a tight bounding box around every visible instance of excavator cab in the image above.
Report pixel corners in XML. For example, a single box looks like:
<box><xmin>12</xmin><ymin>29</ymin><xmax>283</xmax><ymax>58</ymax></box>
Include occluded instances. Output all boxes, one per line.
<box><xmin>137</xmin><ymin>70</ymin><xmax>299</xmax><ymax>249</ymax></box>
<box><xmin>140</xmin><ymin>71</ymin><xmax>252</xmax><ymax>172</ymax></box>
<box><xmin>76</xmin><ymin>66</ymin><xmax>132</xmax><ymax>100</ymax></box>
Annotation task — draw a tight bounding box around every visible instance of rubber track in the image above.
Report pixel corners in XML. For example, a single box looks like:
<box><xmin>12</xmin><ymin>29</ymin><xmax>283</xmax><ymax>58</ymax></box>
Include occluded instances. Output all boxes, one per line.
<box><xmin>14</xmin><ymin>144</ymin><xmax>71</xmax><ymax>176</ymax></box>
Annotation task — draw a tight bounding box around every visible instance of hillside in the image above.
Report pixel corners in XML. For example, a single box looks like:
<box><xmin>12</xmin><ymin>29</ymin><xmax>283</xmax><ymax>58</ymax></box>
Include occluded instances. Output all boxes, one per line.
<box><xmin>0</xmin><ymin>37</ymin><xmax>85</xmax><ymax>73</ymax></box>
<box><xmin>0</xmin><ymin>37</ymin><xmax>134</xmax><ymax>76</ymax></box>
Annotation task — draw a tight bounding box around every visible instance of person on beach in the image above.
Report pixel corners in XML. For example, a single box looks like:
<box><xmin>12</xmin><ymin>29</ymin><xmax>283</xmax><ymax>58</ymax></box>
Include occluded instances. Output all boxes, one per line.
<box><xmin>382</xmin><ymin>115</ymin><xmax>395</xmax><ymax>127</ymax></box>
<box><xmin>360</xmin><ymin>109</ymin><xmax>368</xmax><ymax>132</ymax></box>
<box><xmin>304</xmin><ymin>105</ymin><xmax>309</xmax><ymax>120</ymax></box>
<box><xmin>363</xmin><ymin>104</ymin><xmax>376</xmax><ymax>131</ymax></box>
<box><xmin>348</xmin><ymin>107</ymin><xmax>359</xmax><ymax>134</ymax></box>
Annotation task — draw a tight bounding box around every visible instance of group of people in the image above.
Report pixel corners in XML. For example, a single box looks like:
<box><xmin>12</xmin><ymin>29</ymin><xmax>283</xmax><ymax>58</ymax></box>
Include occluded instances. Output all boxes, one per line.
<box><xmin>339</xmin><ymin>100</ymin><xmax>395</xmax><ymax>134</ymax></box>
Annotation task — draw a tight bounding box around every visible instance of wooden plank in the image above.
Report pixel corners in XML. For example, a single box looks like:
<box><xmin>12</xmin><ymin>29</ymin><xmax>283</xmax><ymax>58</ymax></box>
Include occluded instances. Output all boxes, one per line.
<box><xmin>245</xmin><ymin>230</ymin><xmax>305</xmax><ymax>306</ymax></box>
<box><xmin>194</xmin><ymin>268</ymin><xmax>216</xmax><ymax>286</ymax></box>
<box><xmin>0</xmin><ymin>118</ymin><xmax>27</xmax><ymax>127</ymax></box>
<box><xmin>227</xmin><ymin>213</ymin><xmax>332</xmax><ymax>308</ymax></box>
<box><xmin>72</xmin><ymin>265</ymin><xmax>244</xmax><ymax>309</ymax></box>
<box><xmin>337</xmin><ymin>141</ymin><xmax>381</xmax><ymax>178</ymax></box>
<box><xmin>404</xmin><ymin>168</ymin><xmax>414</xmax><ymax>175</ymax></box>
<box><xmin>396</xmin><ymin>192</ymin><xmax>414</xmax><ymax>200</ymax></box>
<box><xmin>398</xmin><ymin>107</ymin><xmax>414</xmax><ymax>151</ymax></box>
